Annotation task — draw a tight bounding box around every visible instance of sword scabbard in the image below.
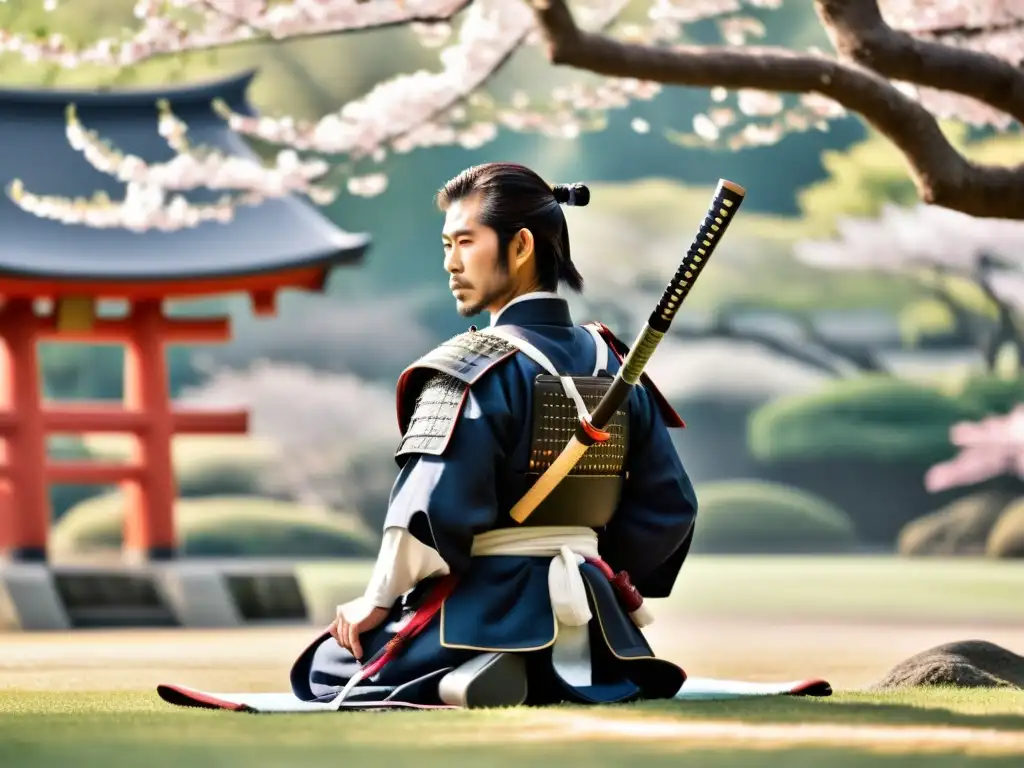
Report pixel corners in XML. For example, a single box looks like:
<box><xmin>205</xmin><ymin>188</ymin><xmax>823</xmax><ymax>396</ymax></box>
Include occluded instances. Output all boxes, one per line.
<box><xmin>509</xmin><ymin>179</ymin><xmax>747</xmax><ymax>525</ymax></box>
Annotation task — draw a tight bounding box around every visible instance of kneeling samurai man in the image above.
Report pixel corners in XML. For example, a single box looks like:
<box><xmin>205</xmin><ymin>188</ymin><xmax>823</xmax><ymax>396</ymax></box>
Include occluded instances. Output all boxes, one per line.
<box><xmin>289</xmin><ymin>161</ymin><xmax>699</xmax><ymax>709</ymax></box>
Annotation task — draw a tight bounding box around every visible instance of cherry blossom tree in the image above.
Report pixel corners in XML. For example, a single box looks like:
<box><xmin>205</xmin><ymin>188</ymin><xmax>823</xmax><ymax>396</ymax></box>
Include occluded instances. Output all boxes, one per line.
<box><xmin>564</xmin><ymin>207</ymin><xmax>887</xmax><ymax>376</ymax></box>
<box><xmin>794</xmin><ymin>202</ymin><xmax>1024</xmax><ymax>370</ymax></box>
<box><xmin>176</xmin><ymin>359</ymin><xmax>402</xmax><ymax>530</ymax></box>
<box><xmin>3</xmin><ymin>0</ymin><xmax>1024</xmax><ymax>231</ymax></box>
<box><xmin>792</xmin><ymin>203</ymin><xmax>1024</xmax><ymax>497</ymax></box>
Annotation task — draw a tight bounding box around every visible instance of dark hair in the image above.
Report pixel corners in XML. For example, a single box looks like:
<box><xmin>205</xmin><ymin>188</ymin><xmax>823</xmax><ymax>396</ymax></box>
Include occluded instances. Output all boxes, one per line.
<box><xmin>435</xmin><ymin>162</ymin><xmax>587</xmax><ymax>293</ymax></box>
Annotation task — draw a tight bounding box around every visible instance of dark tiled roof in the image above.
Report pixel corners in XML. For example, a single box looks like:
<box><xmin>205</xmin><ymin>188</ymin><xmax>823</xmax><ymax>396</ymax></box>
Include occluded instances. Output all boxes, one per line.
<box><xmin>0</xmin><ymin>69</ymin><xmax>369</xmax><ymax>282</ymax></box>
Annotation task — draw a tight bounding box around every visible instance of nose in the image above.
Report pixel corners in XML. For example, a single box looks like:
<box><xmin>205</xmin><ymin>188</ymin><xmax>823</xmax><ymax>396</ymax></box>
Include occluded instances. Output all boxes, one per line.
<box><xmin>444</xmin><ymin>247</ymin><xmax>462</xmax><ymax>275</ymax></box>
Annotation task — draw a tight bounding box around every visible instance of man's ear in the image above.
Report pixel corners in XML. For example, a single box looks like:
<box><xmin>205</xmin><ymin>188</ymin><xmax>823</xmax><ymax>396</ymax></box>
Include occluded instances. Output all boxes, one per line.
<box><xmin>509</xmin><ymin>228</ymin><xmax>535</xmax><ymax>272</ymax></box>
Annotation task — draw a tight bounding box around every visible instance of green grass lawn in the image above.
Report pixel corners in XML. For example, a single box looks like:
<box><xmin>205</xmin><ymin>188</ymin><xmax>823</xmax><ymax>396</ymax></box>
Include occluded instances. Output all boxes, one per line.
<box><xmin>667</xmin><ymin>556</ymin><xmax>1024</xmax><ymax>622</ymax></box>
<box><xmin>3</xmin><ymin>555</ymin><xmax>1022</xmax><ymax>766</ymax></box>
<box><xmin>1</xmin><ymin>689</ymin><xmax>1022</xmax><ymax>767</ymax></box>
<box><xmin>296</xmin><ymin>555</ymin><xmax>1024</xmax><ymax>624</ymax></box>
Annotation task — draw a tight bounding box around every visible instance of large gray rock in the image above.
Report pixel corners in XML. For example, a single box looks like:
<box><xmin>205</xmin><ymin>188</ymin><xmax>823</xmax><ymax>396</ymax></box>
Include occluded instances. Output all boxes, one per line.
<box><xmin>872</xmin><ymin>640</ymin><xmax>1024</xmax><ymax>690</ymax></box>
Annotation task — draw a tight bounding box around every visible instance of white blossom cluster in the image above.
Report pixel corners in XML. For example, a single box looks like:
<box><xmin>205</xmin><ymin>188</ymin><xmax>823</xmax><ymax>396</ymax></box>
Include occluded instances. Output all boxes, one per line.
<box><xmin>177</xmin><ymin>359</ymin><xmax>400</xmax><ymax>513</ymax></box>
<box><xmin>0</xmin><ymin>0</ymin><xmax>1012</xmax><ymax>230</ymax></box>
<box><xmin>8</xmin><ymin>100</ymin><xmax>336</xmax><ymax>231</ymax></box>
<box><xmin>793</xmin><ymin>198</ymin><xmax>1024</xmax><ymax>494</ymax></box>
<box><xmin>878</xmin><ymin>0</ymin><xmax>1024</xmax><ymax>128</ymax></box>
<box><xmin>793</xmin><ymin>202</ymin><xmax>1024</xmax><ymax>308</ymax></box>
<box><xmin>0</xmin><ymin>0</ymin><xmax>476</xmax><ymax>68</ymax></box>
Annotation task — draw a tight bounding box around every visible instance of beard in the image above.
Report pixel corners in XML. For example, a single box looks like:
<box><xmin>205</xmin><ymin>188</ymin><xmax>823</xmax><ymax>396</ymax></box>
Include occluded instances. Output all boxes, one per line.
<box><xmin>454</xmin><ymin>282</ymin><xmax>509</xmax><ymax>318</ymax></box>
<box><xmin>456</xmin><ymin>301</ymin><xmax>483</xmax><ymax>318</ymax></box>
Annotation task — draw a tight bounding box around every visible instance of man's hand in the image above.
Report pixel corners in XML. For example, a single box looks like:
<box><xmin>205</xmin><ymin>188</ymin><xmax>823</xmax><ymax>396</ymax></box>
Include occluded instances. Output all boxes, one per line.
<box><xmin>329</xmin><ymin>598</ymin><xmax>391</xmax><ymax>660</ymax></box>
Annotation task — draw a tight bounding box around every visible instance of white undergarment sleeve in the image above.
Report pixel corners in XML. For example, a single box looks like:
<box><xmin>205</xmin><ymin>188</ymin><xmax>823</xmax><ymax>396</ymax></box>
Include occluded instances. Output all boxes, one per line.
<box><xmin>362</xmin><ymin>527</ymin><xmax>451</xmax><ymax>609</ymax></box>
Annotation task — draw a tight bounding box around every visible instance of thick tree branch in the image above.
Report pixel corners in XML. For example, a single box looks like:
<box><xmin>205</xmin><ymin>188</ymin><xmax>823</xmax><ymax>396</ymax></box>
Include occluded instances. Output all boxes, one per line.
<box><xmin>819</xmin><ymin>1</ymin><xmax>1024</xmax><ymax>126</ymax></box>
<box><xmin>527</xmin><ymin>0</ymin><xmax>1024</xmax><ymax>221</ymax></box>
<box><xmin>911</xmin><ymin>20</ymin><xmax>1024</xmax><ymax>41</ymax></box>
<box><xmin>692</xmin><ymin>320</ymin><xmax>880</xmax><ymax>377</ymax></box>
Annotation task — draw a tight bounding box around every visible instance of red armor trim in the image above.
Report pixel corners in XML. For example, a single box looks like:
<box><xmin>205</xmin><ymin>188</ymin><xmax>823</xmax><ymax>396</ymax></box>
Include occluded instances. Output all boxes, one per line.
<box><xmin>395</xmin><ymin>331</ymin><xmax>520</xmax><ymax>434</ymax></box>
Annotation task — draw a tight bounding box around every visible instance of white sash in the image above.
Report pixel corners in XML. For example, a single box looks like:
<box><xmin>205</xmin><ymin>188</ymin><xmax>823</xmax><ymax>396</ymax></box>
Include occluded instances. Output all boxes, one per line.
<box><xmin>471</xmin><ymin>526</ymin><xmax>653</xmax><ymax>629</ymax></box>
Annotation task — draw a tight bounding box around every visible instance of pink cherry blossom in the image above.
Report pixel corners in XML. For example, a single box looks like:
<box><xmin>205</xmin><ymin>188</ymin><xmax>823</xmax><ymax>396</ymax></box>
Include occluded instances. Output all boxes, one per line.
<box><xmin>1</xmin><ymin>0</ymin><xmax>1019</xmax><ymax>231</ymax></box>
<box><xmin>794</xmin><ymin>203</ymin><xmax>1024</xmax><ymax>300</ymax></box>
<box><xmin>925</xmin><ymin>406</ymin><xmax>1024</xmax><ymax>492</ymax></box>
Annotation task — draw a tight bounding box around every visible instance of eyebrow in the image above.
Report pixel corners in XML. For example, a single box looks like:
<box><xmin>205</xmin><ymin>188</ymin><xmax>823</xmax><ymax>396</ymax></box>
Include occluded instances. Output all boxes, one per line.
<box><xmin>442</xmin><ymin>228</ymin><xmax>474</xmax><ymax>241</ymax></box>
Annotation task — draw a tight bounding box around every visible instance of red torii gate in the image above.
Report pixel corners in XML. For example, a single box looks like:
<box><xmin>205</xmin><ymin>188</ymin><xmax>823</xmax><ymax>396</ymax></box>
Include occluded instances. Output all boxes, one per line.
<box><xmin>0</xmin><ymin>70</ymin><xmax>370</xmax><ymax>562</ymax></box>
<box><xmin>0</xmin><ymin>267</ymin><xmax>364</xmax><ymax>562</ymax></box>
<box><xmin>0</xmin><ymin>295</ymin><xmax>247</xmax><ymax>561</ymax></box>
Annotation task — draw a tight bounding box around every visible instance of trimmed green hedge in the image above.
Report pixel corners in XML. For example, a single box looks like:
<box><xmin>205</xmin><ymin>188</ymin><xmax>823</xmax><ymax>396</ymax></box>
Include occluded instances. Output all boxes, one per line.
<box><xmin>748</xmin><ymin>375</ymin><xmax>980</xmax><ymax>465</ymax></box>
<box><xmin>82</xmin><ymin>435</ymin><xmax>276</xmax><ymax>497</ymax></box>
<box><xmin>48</xmin><ymin>436</ymin><xmax>113</xmax><ymax>521</ymax></box>
<box><xmin>745</xmin><ymin>375</ymin><xmax>1006</xmax><ymax>543</ymax></box>
<box><xmin>50</xmin><ymin>436</ymin><xmax>277</xmax><ymax>522</ymax></box>
<box><xmin>691</xmin><ymin>479</ymin><xmax>858</xmax><ymax>554</ymax></box>
<box><xmin>51</xmin><ymin>493</ymin><xmax>377</xmax><ymax>558</ymax></box>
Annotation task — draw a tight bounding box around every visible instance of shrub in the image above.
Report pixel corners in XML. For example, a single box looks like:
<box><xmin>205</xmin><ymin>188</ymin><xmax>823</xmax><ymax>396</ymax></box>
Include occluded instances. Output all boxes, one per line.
<box><xmin>988</xmin><ymin>500</ymin><xmax>1024</xmax><ymax>559</ymax></box>
<box><xmin>50</xmin><ymin>492</ymin><xmax>377</xmax><ymax>559</ymax></box>
<box><xmin>747</xmin><ymin>375</ymin><xmax>987</xmax><ymax>542</ymax></box>
<box><xmin>690</xmin><ymin>479</ymin><xmax>858</xmax><ymax>554</ymax></box>
<box><xmin>47</xmin><ymin>436</ymin><xmax>111</xmax><ymax>521</ymax></box>
<box><xmin>175</xmin><ymin>450</ymin><xmax>278</xmax><ymax>499</ymax></box>
<box><xmin>898</xmin><ymin>490</ymin><xmax>1015</xmax><ymax>557</ymax></box>
<box><xmin>749</xmin><ymin>375</ymin><xmax>981</xmax><ymax>464</ymax></box>
<box><xmin>82</xmin><ymin>435</ymin><xmax>290</xmax><ymax>500</ymax></box>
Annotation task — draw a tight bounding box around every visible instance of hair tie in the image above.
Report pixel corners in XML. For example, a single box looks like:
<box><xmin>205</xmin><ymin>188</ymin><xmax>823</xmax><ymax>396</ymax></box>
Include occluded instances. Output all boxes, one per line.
<box><xmin>552</xmin><ymin>183</ymin><xmax>590</xmax><ymax>207</ymax></box>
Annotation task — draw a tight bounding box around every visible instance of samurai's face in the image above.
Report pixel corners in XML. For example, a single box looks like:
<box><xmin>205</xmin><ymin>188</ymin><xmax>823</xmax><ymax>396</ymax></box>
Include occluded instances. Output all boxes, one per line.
<box><xmin>441</xmin><ymin>192</ymin><xmax>534</xmax><ymax>319</ymax></box>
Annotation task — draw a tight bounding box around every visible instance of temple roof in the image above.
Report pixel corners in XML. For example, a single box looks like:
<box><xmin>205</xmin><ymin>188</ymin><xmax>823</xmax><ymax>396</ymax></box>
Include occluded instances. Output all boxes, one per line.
<box><xmin>0</xmin><ymin>69</ymin><xmax>370</xmax><ymax>287</ymax></box>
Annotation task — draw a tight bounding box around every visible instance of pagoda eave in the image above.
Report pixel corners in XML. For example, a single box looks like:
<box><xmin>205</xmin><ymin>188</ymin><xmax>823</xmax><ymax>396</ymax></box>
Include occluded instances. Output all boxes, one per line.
<box><xmin>0</xmin><ymin>262</ymin><xmax>333</xmax><ymax>301</ymax></box>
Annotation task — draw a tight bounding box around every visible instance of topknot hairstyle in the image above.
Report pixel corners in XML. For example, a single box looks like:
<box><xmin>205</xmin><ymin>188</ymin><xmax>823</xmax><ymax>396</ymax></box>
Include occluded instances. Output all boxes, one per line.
<box><xmin>436</xmin><ymin>162</ymin><xmax>588</xmax><ymax>293</ymax></box>
<box><xmin>552</xmin><ymin>183</ymin><xmax>590</xmax><ymax>207</ymax></box>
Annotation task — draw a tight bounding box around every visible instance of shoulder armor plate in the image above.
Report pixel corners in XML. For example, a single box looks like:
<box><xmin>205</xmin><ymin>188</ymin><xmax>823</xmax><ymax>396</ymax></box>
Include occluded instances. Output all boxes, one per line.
<box><xmin>395</xmin><ymin>329</ymin><xmax>520</xmax><ymax>435</ymax></box>
<box><xmin>395</xmin><ymin>372</ymin><xmax>468</xmax><ymax>459</ymax></box>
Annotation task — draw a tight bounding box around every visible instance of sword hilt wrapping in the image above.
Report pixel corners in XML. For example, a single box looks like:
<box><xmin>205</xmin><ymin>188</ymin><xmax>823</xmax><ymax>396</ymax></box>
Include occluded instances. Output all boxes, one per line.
<box><xmin>647</xmin><ymin>179</ymin><xmax>746</xmax><ymax>335</ymax></box>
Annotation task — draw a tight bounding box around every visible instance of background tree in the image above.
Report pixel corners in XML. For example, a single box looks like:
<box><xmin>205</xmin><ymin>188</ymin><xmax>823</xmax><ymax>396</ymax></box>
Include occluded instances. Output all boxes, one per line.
<box><xmin>4</xmin><ymin>0</ymin><xmax>1024</xmax><ymax>230</ymax></box>
<box><xmin>176</xmin><ymin>360</ymin><xmax>402</xmax><ymax>532</ymax></box>
<box><xmin>793</xmin><ymin>202</ymin><xmax>1024</xmax><ymax>371</ymax></box>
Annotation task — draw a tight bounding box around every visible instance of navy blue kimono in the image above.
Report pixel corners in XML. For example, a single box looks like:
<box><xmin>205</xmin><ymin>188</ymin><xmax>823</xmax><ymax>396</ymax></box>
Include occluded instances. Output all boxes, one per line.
<box><xmin>290</xmin><ymin>294</ymin><xmax>698</xmax><ymax>706</ymax></box>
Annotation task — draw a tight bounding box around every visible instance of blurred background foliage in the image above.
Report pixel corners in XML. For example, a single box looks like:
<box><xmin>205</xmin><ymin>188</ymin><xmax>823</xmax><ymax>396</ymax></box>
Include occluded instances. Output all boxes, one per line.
<box><xmin>6</xmin><ymin>0</ymin><xmax>1024</xmax><ymax>560</ymax></box>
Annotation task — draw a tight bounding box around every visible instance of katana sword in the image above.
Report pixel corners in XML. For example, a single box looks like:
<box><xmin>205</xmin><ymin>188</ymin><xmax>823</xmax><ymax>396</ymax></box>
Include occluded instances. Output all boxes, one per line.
<box><xmin>510</xmin><ymin>178</ymin><xmax>747</xmax><ymax>525</ymax></box>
